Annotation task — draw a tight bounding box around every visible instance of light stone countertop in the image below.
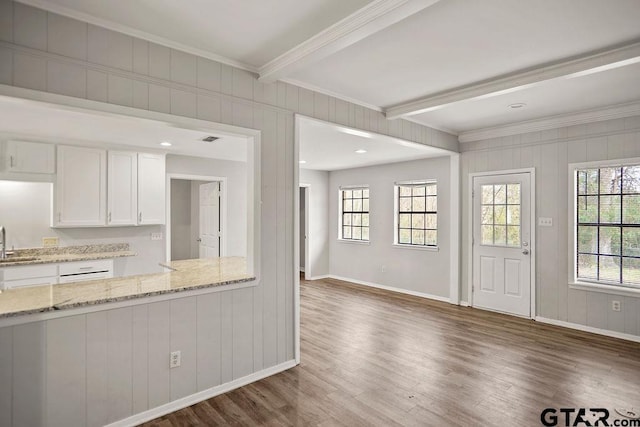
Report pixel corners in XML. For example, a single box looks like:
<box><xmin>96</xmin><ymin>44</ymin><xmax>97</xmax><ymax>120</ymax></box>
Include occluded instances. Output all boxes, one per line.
<box><xmin>0</xmin><ymin>257</ymin><xmax>254</xmax><ymax>318</ymax></box>
<box><xmin>0</xmin><ymin>243</ymin><xmax>135</xmax><ymax>267</ymax></box>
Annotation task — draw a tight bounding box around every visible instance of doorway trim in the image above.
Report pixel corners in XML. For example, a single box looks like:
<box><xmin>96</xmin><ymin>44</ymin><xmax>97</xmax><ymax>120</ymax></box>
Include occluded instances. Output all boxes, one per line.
<box><xmin>299</xmin><ymin>184</ymin><xmax>311</xmax><ymax>280</ymax></box>
<box><xmin>166</xmin><ymin>173</ymin><xmax>228</xmax><ymax>262</ymax></box>
<box><xmin>467</xmin><ymin>167</ymin><xmax>536</xmax><ymax>318</ymax></box>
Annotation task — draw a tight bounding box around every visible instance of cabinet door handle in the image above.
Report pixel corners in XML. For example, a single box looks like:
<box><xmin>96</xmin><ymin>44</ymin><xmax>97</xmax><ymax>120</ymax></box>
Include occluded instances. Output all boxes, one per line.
<box><xmin>139</xmin><ymin>212</ymin><xmax>142</xmax><ymax>223</ymax></box>
<box><xmin>108</xmin><ymin>212</ymin><xmax>112</xmax><ymax>223</ymax></box>
<box><xmin>9</xmin><ymin>155</ymin><xmax>15</xmax><ymax>168</ymax></box>
<box><xmin>58</xmin><ymin>212</ymin><xmax>61</xmax><ymax>222</ymax></box>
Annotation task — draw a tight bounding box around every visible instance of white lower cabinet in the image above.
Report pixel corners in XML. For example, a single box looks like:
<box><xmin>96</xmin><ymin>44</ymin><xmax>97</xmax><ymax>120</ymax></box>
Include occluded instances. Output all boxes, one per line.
<box><xmin>58</xmin><ymin>259</ymin><xmax>113</xmax><ymax>283</ymax></box>
<box><xmin>0</xmin><ymin>264</ymin><xmax>58</xmax><ymax>289</ymax></box>
<box><xmin>0</xmin><ymin>259</ymin><xmax>114</xmax><ymax>289</ymax></box>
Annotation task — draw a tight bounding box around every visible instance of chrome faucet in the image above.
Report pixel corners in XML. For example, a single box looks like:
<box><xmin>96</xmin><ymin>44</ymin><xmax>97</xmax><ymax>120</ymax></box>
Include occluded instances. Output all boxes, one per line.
<box><xmin>0</xmin><ymin>226</ymin><xmax>5</xmax><ymax>259</ymax></box>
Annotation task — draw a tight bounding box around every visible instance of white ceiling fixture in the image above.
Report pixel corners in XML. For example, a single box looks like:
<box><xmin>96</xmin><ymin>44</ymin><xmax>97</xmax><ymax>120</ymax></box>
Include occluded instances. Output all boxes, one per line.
<box><xmin>299</xmin><ymin>116</ymin><xmax>449</xmax><ymax>171</ymax></box>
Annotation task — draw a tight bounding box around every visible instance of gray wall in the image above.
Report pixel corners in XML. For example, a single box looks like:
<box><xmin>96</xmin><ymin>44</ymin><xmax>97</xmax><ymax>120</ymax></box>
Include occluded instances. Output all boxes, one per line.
<box><xmin>329</xmin><ymin>156</ymin><xmax>451</xmax><ymax>298</ymax></box>
<box><xmin>461</xmin><ymin>116</ymin><xmax>640</xmax><ymax>338</ymax></box>
<box><xmin>0</xmin><ymin>1</ymin><xmax>454</xmax><ymax>425</ymax></box>
<box><xmin>300</xmin><ymin>168</ymin><xmax>330</xmax><ymax>278</ymax></box>
<box><xmin>166</xmin><ymin>155</ymin><xmax>247</xmax><ymax>257</ymax></box>
<box><xmin>170</xmin><ymin>179</ymin><xmax>192</xmax><ymax>261</ymax></box>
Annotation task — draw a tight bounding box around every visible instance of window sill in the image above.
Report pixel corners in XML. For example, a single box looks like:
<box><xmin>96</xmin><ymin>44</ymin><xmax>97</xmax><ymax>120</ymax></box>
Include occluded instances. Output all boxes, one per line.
<box><xmin>392</xmin><ymin>244</ymin><xmax>439</xmax><ymax>252</ymax></box>
<box><xmin>337</xmin><ymin>239</ymin><xmax>370</xmax><ymax>246</ymax></box>
<box><xmin>569</xmin><ymin>281</ymin><xmax>640</xmax><ymax>298</ymax></box>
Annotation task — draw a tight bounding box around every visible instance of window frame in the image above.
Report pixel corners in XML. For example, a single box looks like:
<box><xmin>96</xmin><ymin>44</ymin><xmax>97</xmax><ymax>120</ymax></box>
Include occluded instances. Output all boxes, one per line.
<box><xmin>569</xmin><ymin>157</ymin><xmax>640</xmax><ymax>295</ymax></box>
<box><xmin>393</xmin><ymin>180</ymin><xmax>438</xmax><ymax>250</ymax></box>
<box><xmin>337</xmin><ymin>186</ymin><xmax>370</xmax><ymax>243</ymax></box>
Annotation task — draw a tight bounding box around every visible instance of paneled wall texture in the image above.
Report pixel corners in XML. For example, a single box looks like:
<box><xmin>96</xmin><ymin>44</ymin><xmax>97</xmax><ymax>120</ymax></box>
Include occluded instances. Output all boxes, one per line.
<box><xmin>460</xmin><ymin>117</ymin><xmax>640</xmax><ymax>338</ymax></box>
<box><xmin>0</xmin><ymin>1</ymin><xmax>456</xmax><ymax>426</ymax></box>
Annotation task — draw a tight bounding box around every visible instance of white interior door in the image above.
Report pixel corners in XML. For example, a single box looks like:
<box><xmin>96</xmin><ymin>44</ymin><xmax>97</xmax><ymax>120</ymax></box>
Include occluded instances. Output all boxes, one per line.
<box><xmin>199</xmin><ymin>182</ymin><xmax>220</xmax><ymax>258</ymax></box>
<box><xmin>472</xmin><ymin>172</ymin><xmax>532</xmax><ymax>317</ymax></box>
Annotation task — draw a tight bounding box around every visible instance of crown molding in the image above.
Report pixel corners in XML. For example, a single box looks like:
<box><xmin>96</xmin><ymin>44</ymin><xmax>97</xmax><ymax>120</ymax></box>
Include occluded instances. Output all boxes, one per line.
<box><xmin>385</xmin><ymin>40</ymin><xmax>640</xmax><ymax>119</ymax></box>
<box><xmin>402</xmin><ymin>115</ymin><xmax>457</xmax><ymax>136</ymax></box>
<box><xmin>258</xmin><ymin>0</ymin><xmax>440</xmax><ymax>83</ymax></box>
<box><xmin>15</xmin><ymin>0</ymin><xmax>258</xmax><ymax>73</ymax></box>
<box><xmin>458</xmin><ymin>101</ymin><xmax>640</xmax><ymax>143</ymax></box>
<box><xmin>281</xmin><ymin>78</ymin><xmax>383</xmax><ymax>112</ymax></box>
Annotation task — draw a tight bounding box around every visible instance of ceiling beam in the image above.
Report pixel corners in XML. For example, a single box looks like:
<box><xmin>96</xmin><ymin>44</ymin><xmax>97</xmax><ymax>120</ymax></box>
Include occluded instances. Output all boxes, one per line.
<box><xmin>385</xmin><ymin>41</ymin><xmax>640</xmax><ymax>120</ymax></box>
<box><xmin>458</xmin><ymin>100</ymin><xmax>640</xmax><ymax>143</ymax></box>
<box><xmin>258</xmin><ymin>0</ymin><xmax>441</xmax><ymax>83</ymax></box>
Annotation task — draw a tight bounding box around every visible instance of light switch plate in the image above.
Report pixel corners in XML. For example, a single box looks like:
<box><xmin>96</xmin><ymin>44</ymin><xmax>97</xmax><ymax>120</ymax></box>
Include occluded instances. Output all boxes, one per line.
<box><xmin>151</xmin><ymin>232</ymin><xmax>163</xmax><ymax>241</ymax></box>
<box><xmin>42</xmin><ymin>237</ymin><xmax>59</xmax><ymax>247</ymax></box>
<box><xmin>538</xmin><ymin>217</ymin><xmax>553</xmax><ymax>227</ymax></box>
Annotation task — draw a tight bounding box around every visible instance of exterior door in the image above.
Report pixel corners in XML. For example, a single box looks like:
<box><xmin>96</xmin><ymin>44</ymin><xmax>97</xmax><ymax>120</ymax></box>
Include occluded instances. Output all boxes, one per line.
<box><xmin>472</xmin><ymin>172</ymin><xmax>532</xmax><ymax>317</ymax></box>
<box><xmin>199</xmin><ymin>182</ymin><xmax>221</xmax><ymax>258</ymax></box>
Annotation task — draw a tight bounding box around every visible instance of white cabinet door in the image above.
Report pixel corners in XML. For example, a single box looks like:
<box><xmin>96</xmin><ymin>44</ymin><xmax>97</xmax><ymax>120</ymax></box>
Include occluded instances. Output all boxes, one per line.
<box><xmin>108</xmin><ymin>151</ymin><xmax>138</xmax><ymax>226</ymax></box>
<box><xmin>54</xmin><ymin>145</ymin><xmax>106</xmax><ymax>227</ymax></box>
<box><xmin>5</xmin><ymin>140</ymin><xmax>55</xmax><ymax>173</ymax></box>
<box><xmin>137</xmin><ymin>153</ymin><xmax>166</xmax><ymax>225</ymax></box>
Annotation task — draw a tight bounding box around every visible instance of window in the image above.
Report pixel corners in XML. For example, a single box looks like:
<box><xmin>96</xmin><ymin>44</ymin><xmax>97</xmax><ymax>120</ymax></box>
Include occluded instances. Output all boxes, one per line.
<box><xmin>480</xmin><ymin>183</ymin><xmax>521</xmax><ymax>247</ymax></box>
<box><xmin>396</xmin><ymin>182</ymin><xmax>437</xmax><ymax>246</ymax></box>
<box><xmin>575</xmin><ymin>164</ymin><xmax>640</xmax><ymax>287</ymax></box>
<box><xmin>339</xmin><ymin>187</ymin><xmax>369</xmax><ymax>241</ymax></box>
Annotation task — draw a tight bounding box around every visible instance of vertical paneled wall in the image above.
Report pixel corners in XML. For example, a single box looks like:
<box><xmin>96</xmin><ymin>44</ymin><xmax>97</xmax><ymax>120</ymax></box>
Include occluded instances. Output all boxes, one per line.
<box><xmin>0</xmin><ymin>1</ymin><xmax>456</xmax><ymax>425</ymax></box>
<box><xmin>460</xmin><ymin>117</ymin><xmax>640</xmax><ymax>338</ymax></box>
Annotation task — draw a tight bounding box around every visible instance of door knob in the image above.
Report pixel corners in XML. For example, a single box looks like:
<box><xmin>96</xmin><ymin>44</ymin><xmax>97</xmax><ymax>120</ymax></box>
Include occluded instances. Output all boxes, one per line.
<box><xmin>197</xmin><ymin>238</ymin><xmax>202</xmax><ymax>242</ymax></box>
<box><xmin>522</xmin><ymin>249</ymin><xmax>530</xmax><ymax>255</ymax></box>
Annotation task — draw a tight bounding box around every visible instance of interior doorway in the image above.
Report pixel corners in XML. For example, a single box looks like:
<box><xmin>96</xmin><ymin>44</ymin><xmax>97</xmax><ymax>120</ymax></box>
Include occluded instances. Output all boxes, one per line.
<box><xmin>167</xmin><ymin>174</ymin><xmax>227</xmax><ymax>262</ymax></box>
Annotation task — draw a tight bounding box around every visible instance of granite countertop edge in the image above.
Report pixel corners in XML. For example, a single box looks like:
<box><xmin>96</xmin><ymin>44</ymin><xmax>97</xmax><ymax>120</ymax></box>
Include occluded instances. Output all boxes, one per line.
<box><xmin>0</xmin><ymin>275</ymin><xmax>256</xmax><ymax>318</ymax></box>
<box><xmin>0</xmin><ymin>251</ymin><xmax>137</xmax><ymax>267</ymax></box>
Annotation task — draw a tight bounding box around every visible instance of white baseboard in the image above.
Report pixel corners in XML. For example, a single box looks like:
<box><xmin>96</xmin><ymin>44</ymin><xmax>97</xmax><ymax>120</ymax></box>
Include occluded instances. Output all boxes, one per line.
<box><xmin>535</xmin><ymin>317</ymin><xmax>640</xmax><ymax>343</ymax></box>
<box><xmin>106</xmin><ymin>359</ymin><xmax>297</xmax><ymax>427</ymax></box>
<box><xmin>328</xmin><ymin>275</ymin><xmax>450</xmax><ymax>303</ymax></box>
<box><xmin>459</xmin><ymin>301</ymin><xmax>470</xmax><ymax>307</ymax></box>
<box><xmin>299</xmin><ymin>267</ymin><xmax>305</xmax><ymax>272</ymax></box>
<box><xmin>306</xmin><ymin>274</ymin><xmax>330</xmax><ymax>280</ymax></box>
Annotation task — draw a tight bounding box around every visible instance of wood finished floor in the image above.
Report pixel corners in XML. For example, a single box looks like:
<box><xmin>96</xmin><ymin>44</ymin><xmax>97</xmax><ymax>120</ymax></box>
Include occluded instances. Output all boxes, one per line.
<box><xmin>142</xmin><ymin>277</ymin><xmax>640</xmax><ymax>426</ymax></box>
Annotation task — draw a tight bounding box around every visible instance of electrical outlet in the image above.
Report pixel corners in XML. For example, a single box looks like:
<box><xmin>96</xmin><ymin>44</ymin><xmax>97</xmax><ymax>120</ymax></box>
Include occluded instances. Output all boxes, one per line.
<box><xmin>151</xmin><ymin>232</ymin><xmax>163</xmax><ymax>241</ymax></box>
<box><xmin>170</xmin><ymin>350</ymin><xmax>181</xmax><ymax>368</ymax></box>
<box><xmin>42</xmin><ymin>237</ymin><xmax>59</xmax><ymax>247</ymax></box>
<box><xmin>612</xmin><ymin>300</ymin><xmax>621</xmax><ymax>312</ymax></box>
<box><xmin>538</xmin><ymin>217</ymin><xmax>553</xmax><ymax>227</ymax></box>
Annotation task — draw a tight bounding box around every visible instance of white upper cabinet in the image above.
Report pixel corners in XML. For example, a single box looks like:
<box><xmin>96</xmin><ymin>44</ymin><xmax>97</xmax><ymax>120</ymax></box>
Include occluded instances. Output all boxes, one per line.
<box><xmin>54</xmin><ymin>145</ymin><xmax>107</xmax><ymax>227</ymax></box>
<box><xmin>107</xmin><ymin>151</ymin><xmax>138</xmax><ymax>226</ymax></box>
<box><xmin>137</xmin><ymin>153</ymin><xmax>166</xmax><ymax>225</ymax></box>
<box><xmin>4</xmin><ymin>140</ymin><xmax>55</xmax><ymax>174</ymax></box>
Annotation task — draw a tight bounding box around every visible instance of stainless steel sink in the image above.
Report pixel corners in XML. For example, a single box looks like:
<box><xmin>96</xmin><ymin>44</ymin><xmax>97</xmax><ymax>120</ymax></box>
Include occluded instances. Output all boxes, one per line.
<box><xmin>0</xmin><ymin>256</ymin><xmax>38</xmax><ymax>263</ymax></box>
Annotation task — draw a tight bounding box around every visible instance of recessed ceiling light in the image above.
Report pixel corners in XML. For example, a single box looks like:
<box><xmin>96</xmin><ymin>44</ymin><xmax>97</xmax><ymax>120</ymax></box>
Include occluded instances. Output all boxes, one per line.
<box><xmin>299</xmin><ymin>160</ymin><xmax>307</xmax><ymax>164</ymax></box>
<box><xmin>341</xmin><ymin>128</ymin><xmax>373</xmax><ymax>138</ymax></box>
<box><xmin>160</xmin><ymin>141</ymin><xmax>172</xmax><ymax>147</ymax></box>
<box><xmin>355</xmin><ymin>149</ymin><xmax>367</xmax><ymax>154</ymax></box>
<box><xmin>508</xmin><ymin>103</ymin><xmax>526</xmax><ymax>109</ymax></box>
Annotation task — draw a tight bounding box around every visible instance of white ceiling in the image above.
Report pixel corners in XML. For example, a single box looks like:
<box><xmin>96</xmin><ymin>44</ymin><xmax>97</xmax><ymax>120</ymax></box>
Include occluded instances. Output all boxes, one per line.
<box><xmin>0</xmin><ymin>96</ymin><xmax>248</xmax><ymax>162</ymax></box>
<box><xmin>18</xmin><ymin>0</ymin><xmax>640</xmax><ymax>138</ymax></box>
<box><xmin>299</xmin><ymin>117</ymin><xmax>449</xmax><ymax>171</ymax></box>
<box><xmin>22</xmin><ymin>0</ymin><xmax>372</xmax><ymax>68</ymax></box>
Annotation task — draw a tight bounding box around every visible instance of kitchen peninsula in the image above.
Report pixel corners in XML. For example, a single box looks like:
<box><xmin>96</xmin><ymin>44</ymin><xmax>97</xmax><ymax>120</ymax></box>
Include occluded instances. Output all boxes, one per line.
<box><xmin>0</xmin><ymin>256</ymin><xmax>254</xmax><ymax>319</ymax></box>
